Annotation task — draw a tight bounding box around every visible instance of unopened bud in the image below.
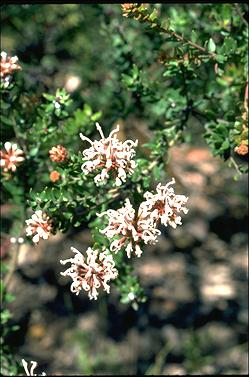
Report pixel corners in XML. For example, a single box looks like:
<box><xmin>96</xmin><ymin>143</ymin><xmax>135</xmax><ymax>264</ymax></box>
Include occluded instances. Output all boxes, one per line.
<box><xmin>49</xmin><ymin>145</ymin><xmax>68</xmax><ymax>162</ymax></box>
<box><xmin>50</xmin><ymin>170</ymin><xmax>60</xmax><ymax>182</ymax></box>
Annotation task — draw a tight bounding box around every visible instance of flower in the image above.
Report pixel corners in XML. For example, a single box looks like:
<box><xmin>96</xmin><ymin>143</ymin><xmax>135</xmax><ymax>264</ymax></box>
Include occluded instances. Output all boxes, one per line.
<box><xmin>98</xmin><ymin>178</ymin><xmax>189</xmax><ymax>257</ymax></box>
<box><xmin>21</xmin><ymin>359</ymin><xmax>46</xmax><ymax>376</ymax></box>
<box><xmin>50</xmin><ymin>170</ymin><xmax>60</xmax><ymax>182</ymax></box>
<box><xmin>234</xmin><ymin>143</ymin><xmax>248</xmax><ymax>156</ymax></box>
<box><xmin>0</xmin><ymin>142</ymin><xmax>25</xmax><ymax>172</ymax></box>
<box><xmin>98</xmin><ymin>199</ymin><xmax>160</xmax><ymax>258</ymax></box>
<box><xmin>1</xmin><ymin>51</ymin><xmax>21</xmax><ymax>78</ymax></box>
<box><xmin>60</xmin><ymin>247</ymin><xmax>118</xmax><ymax>300</ymax></box>
<box><xmin>140</xmin><ymin>178</ymin><xmax>189</xmax><ymax>229</ymax></box>
<box><xmin>49</xmin><ymin>145</ymin><xmax>68</xmax><ymax>162</ymax></box>
<box><xmin>80</xmin><ymin>122</ymin><xmax>138</xmax><ymax>186</ymax></box>
<box><xmin>25</xmin><ymin>210</ymin><xmax>52</xmax><ymax>244</ymax></box>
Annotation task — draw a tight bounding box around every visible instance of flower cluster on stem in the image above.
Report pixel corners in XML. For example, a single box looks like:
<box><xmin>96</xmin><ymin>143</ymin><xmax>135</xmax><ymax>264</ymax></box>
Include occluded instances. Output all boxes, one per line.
<box><xmin>140</xmin><ymin>178</ymin><xmax>189</xmax><ymax>229</ymax></box>
<box><xmin>98</xmin><ymin>178</ymin><xmax>188</xmax><ymax>258</ymax></box>
<box><xmin>60</xmin><ymin>247</ymin><xmax>118</xmax><ymax>300</ymax></box>
<box><xmin>25</xmin><ymin>210</ymin><xmax>53</xmax><ymax>243</ymax></box>
<box><xmin>80</xmin><ymin>122</ymin><xmax>138</xmax><ymax>186</ymax></box>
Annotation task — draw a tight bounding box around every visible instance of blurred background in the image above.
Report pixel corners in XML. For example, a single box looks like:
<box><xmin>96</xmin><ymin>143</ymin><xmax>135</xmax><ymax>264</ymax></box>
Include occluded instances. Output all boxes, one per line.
<box><xmin>1</xmin><ymin>4</ymin><xmax>248</xmax><ymax>375</ymax></box>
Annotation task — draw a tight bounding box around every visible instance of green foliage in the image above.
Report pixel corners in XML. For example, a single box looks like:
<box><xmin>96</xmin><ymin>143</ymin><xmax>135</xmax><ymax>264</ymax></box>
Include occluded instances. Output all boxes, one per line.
<box><xmin>122</xmin><ymin>3</ymin><xmax>248</xmax><ymax>167</ymax></box>
<box><xmin>204</xmin><ymin>120</ymin><xmax>233</xmax><ymax>159</ymax></box>
<box><xmin>114</xmin><ymin>258</ymin><xmax>147</xmax><ymax>310</ymax></box>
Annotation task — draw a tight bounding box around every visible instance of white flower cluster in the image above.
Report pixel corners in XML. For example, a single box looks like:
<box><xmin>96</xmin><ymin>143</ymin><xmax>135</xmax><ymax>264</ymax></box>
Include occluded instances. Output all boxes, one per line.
<box><xmin>80</xmin><ymin>122</ymin><xmax>138</xmax><ymax>186</ymax></box>
<box><xmin>98</xmin><ymin>178</ymin><xmax>188</xmax><ymax>258</ymax></box>
<box><xmin>25</xmin><ymin>210</ymin><xmax>52</xmax><ymax>244</ymax></box>
<box><xmin>98</xmin><ymin>198</ymin><xmax>161</xmax><ymax>258</ymax></box>
<box><xmin>60</xmin><ymin>246</ymin><xmax>118</xmax><ymax>300</ymax></box>
<box><xmin>24</xmin><ymin>122</ymin><xmax>189</xmax><ymax>302</ymax></box>
<box><xmin>140</xmin><ymin>178</ymin><xmax>189</xmax><ymax>229</ymax></box>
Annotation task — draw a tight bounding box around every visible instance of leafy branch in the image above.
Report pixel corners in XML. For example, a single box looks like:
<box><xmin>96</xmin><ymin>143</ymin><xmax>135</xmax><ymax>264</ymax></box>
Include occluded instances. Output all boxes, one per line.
<box><xmin>122</xmin><ymin>4</ymin><xmax>217</xmax><ymax>59</ymax></box>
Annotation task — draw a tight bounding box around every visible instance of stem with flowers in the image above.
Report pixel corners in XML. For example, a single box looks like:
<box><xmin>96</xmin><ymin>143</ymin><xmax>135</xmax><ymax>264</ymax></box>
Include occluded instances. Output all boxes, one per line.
<box><xmin>1</xmin><ymin>4</ymin><xmax>248</xmax><ymax>374</ymax></box>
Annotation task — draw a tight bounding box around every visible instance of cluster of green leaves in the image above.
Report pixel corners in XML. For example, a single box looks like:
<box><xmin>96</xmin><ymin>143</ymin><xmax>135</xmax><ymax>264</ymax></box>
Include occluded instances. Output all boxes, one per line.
<box><xmin>121</xmin><ymin>3</ymin><xmax>248</xmax><ymax>173</ymax></box>
<box><xmin>1</xmin><ymin>73</ymin><xmax>103</xmax><ymax>230</ymax></box>
<box><xmin>114</xmin><ymin>261</ymin><xmax>147</xmax><ymax>310</ymax></box>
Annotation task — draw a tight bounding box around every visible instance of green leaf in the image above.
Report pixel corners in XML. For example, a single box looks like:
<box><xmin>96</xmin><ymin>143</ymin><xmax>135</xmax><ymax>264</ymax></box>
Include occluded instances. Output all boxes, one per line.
<box><xmin>215</xmin><ymin>54</ymin><xmax>227</xmax><ymax>63</ymax></box>
<box><xmin>191</xmin><ymin>29</ymin><xmax>198</xmax><ymax>43</ymax></box>
<box><xmin>221</xmin><ymin>139</ymin><xmax>230</xmax><ymax>150</ymax></box>
<box><xmin>220</xmin><ymin>37</ymin><xmax>237</xmax><ymax>55</ymax></box>
<box><xmin>149</xmin><ymin>9</ymin><xmax>158</xmax><ymax>22</ymax></box>
<box><xmin>29</xmin><ymin>146</ymin><xmax>39</xmax><ymax>157</ymax></box>
<box><xmin>42</xmin><ymin>93</ymin><xmax>54</xmax><ymax>100</ymax></box>
<box><xmin>1</xmin><ymin>115</ymin><xmax>13</xmax><ymax>127</ymax></box>
<box><xmin>207</xmin><ymin>38</ymin><xmax>216</xmax><ymax>53</ymax></box>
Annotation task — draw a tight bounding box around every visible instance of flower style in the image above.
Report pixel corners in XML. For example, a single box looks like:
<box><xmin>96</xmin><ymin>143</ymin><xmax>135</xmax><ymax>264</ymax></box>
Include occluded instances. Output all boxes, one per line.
<box><xmin>21</xmin><ymin>359</ymin><xmax>46</xmax><ymax>376</ymax></box>
<box><xmin>98</xmin><ymin>199</ymin><xmax>161</xmax><ymax>258</ymax></box>
<box><xmin>25</xmin><ymin>210</ymin><xmax>53</xmax><ymax>244</ymax></box>
<box><xmin>0</xmin><ymin>142</ymin><xmax>25</xmax><ymax>172</ymax></box>
<box><xmin>49</xmin><ymin>145</ymin><xmax>68</xmax><ymax>162</ymax></box>
<box><xmin>140</xmin><ymin>178</ymin><xmax>189</xmax><ymax>229</ymax></box>
<box><xmin>80</xmin><ymin>122</ymin><xmax>138</xmax><ymax>186</ymax></box>
<box><xmin>1</xmin><ymin>51</ymin><xmax>21</xmax><ymax>79</ymax></box>
<box><xmin>60</xmin><ymin>247</ymin><xmax>118</xmax><ymax>300</ymax></box>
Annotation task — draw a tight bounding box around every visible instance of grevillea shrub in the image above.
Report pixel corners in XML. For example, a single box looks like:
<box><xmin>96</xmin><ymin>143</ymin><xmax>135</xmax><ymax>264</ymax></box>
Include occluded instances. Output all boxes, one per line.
<box><xmin>1</xmin><ymin>3</ymin><xmax>248</xmax><ymax>375</ymax></box>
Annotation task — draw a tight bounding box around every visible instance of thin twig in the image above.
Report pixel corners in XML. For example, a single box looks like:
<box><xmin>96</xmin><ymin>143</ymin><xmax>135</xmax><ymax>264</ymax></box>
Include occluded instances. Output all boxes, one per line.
<box><xmin>229</xmin><ymin>156</ymin><xmax>242</xmax><ymax>176</ymax></box>
<box><xmin>234</xmin><ymin>3</ymin><xmax>248</xmax><ymax>27</ymax></box>
<box><xmin>145</xmin><ymin>342</ymin><xmax>173</xmax><ymax>375</ymax></box>
<box><xmin>141</xmin><ymin>159</ymin><xmax>158</xmax><ymax>175</ymax></box>
<box><xmin>165</xmin><ymin>28</ymin><xmax>216</xmax><ymax>59</ymax></box>
<box><xmin>243</xmin><ymin>81</ymin><xmax>248</xmax><ymax>114</ymax></box>
<box><xmin>131</xmin><ymin>6</ymin><xmax>217</xmax><ymax>59</ymax></box>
